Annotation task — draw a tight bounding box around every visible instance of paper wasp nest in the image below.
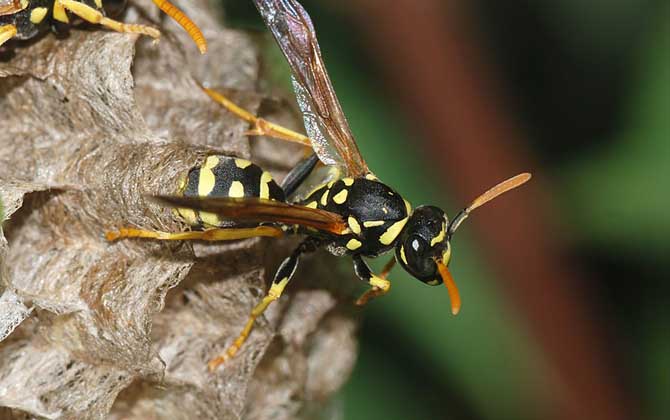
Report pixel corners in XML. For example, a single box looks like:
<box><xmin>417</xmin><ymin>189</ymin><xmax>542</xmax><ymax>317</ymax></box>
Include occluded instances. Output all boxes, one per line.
<box><xmin>0</xmin><ymin>0</ymin><xmax>357</xmax><ymax>418</ymax></box>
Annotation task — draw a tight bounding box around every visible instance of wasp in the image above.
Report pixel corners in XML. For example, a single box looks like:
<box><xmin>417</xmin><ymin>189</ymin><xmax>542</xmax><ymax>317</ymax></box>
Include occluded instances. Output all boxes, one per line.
<box><xmin>106</xmin><ymin>0</ymin><xmax>531</xmax><ymax>371</ymax></box>
<box><xmin>0</xmin><ymin>0</ymin><xmax>207</xmax><ymax>53</ymax></box>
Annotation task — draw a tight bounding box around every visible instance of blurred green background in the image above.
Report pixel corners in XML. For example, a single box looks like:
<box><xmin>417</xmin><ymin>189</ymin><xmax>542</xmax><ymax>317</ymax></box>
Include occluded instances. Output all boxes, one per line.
<box><xmin>223</xmin><ymin>1</ymin><xmax>669</xmax><ymax>419</ymax></box>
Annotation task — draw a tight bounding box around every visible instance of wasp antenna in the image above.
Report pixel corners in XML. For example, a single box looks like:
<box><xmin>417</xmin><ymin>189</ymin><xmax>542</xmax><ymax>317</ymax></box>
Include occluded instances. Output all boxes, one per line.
<box><xmin>152</xmin><ymin>0</ymin><xmax>207</xmax><ymax>54</ymax></box>
<box><xmin>468</xmin><ymin>173</ymin><xmax>531</xmax><ymax>212</ymax></box>
<box><xmin>448</xmin><ymin>172</ymin><xmax>531</xmax><ymax>235</ymax></box>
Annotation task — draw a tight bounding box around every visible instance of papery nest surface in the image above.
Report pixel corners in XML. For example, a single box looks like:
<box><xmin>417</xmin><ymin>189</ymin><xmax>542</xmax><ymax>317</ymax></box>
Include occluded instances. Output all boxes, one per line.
<box><xmin>0</xmin><ymin>1</ymin><xmax>357</xmax><ymax>418</ymax></box>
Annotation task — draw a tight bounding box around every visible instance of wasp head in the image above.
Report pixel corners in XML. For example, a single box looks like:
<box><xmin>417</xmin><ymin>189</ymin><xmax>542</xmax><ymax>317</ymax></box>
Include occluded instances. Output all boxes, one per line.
<box><xmin>393</xmin><ymin>172</ymin><xmax>532</xmax><ymax>315</ymax></box>
<box><xmin>395</xmin><ymin>205</ymin><xmax>461</xmax><ymax>314</ymax></box>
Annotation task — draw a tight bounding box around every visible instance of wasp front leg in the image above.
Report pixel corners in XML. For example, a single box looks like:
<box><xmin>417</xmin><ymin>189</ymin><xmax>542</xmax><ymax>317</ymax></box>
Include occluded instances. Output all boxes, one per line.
<box><xmin>56</xmin><ymin>0</ymin><xmax>161</xmax><ymax>40</ymax></box>
<box><xmin>353</xmin><ymin>255</ymin><xmax>394</xmax><ymax>306</ymax></box>
<box><xmin>208</xmin><ymin>237</ymin><xmax>321</xmax><ymax>371</ymax></box>
<box><xmin>202</xmin><ymin>87</ymin><xmax>312</xmax><ymax>147</ymax></box>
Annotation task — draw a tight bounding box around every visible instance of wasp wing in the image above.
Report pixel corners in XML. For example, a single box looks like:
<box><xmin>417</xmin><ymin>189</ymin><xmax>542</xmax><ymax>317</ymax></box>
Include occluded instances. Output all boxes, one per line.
<box><xmin>152</xmin><ymin>195</ymin><xmax>347</xmax><ymax>235</ymax></box>
<box><xmin>252</xmin><ymin>0</ymin><xmax>370</xmax><ymax>178</ymax></box>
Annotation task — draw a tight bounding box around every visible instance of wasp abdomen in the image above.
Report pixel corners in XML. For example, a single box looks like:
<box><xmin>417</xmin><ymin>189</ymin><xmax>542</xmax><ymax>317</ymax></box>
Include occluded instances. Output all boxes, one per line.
<box><xmin>176</xmin><ymin>155</ymin><xmax>285</xmax><ymax>228</ymax></box>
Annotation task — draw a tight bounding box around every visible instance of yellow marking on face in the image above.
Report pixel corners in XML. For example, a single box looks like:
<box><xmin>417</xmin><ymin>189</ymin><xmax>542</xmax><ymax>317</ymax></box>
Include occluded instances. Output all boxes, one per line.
<box><xmin>260</xmin><ymin>171</ymin><xmax>273</xmax><ymax>199</ymax></box>
<box><xmin>348</xmin><ymin>216</ymin><xmax>361</xmax><ymax>235</ymax></box>
<box><xmin>382</xmin><ymin>207</ymin><xmax>389</xmax><ymax>214</ymax></box>
<box><xmin>320</xmin><ymin>189</ymin><xmax>329</xmax><ymax>206</ymax></box>
<box><xmin>30</xmin><ymin>6</ymin><xmax>47</xmax><ymax>24</ymax></box>
<box><xmin>363</xmin><ymin>220</ymin><xmax>385</xmax><ymax>228</ymax></box>
<box><xmin>400</xmin><ymin>245</ymin><xmax>408</xmax><ymax>264</ymax></box>
<box><xmin>365</xmin><ymin>173</ymin><xmax>378</xmax><ymax>180</ymax></box>
<box><xmin>204</xmin><ymin>155</ymin><xmax>220</xmax><ymax>169</ymax></box>
<box><xmin>94</xmin><ymin>0</ymin><xmax>102</xmax><ymax>8</ymax></box>
<box><xmin>235</xmin><ymin>158</ymin><xmax>252</xmax><ymax>169</ymax></box>
<box><xmin>430</xmin><ymin>223</ymin><xmax>446</xmax><ymax>247</ymax></box>
<box><xmin>200</xmin><ymin>211</ymin><xmax>221</xmax><ymax>227</ymax></box>
<box><xmin>305</xmin><ymin>201</ymin><xmax>318</xmax><ymax>209</ymax></box>
<box><xmin>379</xmin><ymin>217</ymin><xmax>408</xmax><ymax>245</ymax></box>
<box><xmin>229</xmin><ymin>181</ymin><xmax>245</xmax><ymax>198</ymax></box>
<box><xmin>346</xmin><ymin>238</ymin><xmax>362</xmax><ymax>250</ymax></box>
<box><xmin>53</xmin><ymin>1</ymin><xmax>69</xmax><ymax>23</ymax></box>
<box><xmin>332</xmin><ymin>189</ymin><xmax>348</xmax><ymax>204</ymax></box>
<box><xmin>342</xmin><ymin>177</ymin><xmax>354</xmax><ymax>186</ymax></box>
<box><xmin>175</xmin><ymin>208</ymin><xmax>198</xmax><ymax>226</ymax></box>
<box><xmin>198</xmin><ymin>168</ymin><xmax>216</xmax><ymax>196</ymax></box>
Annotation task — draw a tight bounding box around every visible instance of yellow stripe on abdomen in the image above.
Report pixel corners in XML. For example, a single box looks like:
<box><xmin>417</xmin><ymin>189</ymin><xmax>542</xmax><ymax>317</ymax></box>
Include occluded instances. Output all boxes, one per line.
<box><xmin>198</xmin><ymin>168</ymin><xmax>216</xmax><ymax>196</ymax></box>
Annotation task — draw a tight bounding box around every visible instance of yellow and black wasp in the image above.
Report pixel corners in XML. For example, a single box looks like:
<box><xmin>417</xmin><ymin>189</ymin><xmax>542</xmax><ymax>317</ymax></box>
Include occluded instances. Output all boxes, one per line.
<box><xmin>0</xmin><ymin>0</ymin><xmax>206</xmax><ymax>53</ymax></box>
<box><xmin>107</xmin><ymin>0</ymin><xmax>531</xmax><ymax>371</ymax></box>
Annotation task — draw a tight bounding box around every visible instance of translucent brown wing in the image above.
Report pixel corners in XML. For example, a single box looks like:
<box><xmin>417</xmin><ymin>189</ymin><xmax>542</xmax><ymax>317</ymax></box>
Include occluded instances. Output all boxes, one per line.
<box><xmin>252</xmin><ymin>0</ymin><xmax>370</xmax><ymax>178</ymax></box>
<box><xmin>151</xmin><ymin>195</ymin><xmax>347</xmax><ymax>235</ymax></box>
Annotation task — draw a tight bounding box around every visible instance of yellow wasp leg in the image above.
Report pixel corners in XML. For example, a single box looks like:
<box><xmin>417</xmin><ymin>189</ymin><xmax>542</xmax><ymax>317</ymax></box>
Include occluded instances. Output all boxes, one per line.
<box><xmin>202</xmin><ymin>87</ymin><xmax>312</xmax><ymax>147</ymax></box>
<box><xmin>354</xmin><ymin>256</ymin><xmax>394</xmax><ymax>306</ymax></box>
<box><xmin>152</xmin><ymin>0</ymin><xmax>207</xmax><ymax>54</ymax></box>
<box><xmin>57</xmin><ymin>0</ymin><xmax>161</xmax><ymax>40</ymax></box>
<box><xmin>379</xmin><ymin>257</ymin><xmax>396</xmax><ymax>279</ymax></box>
<box><xmin>105</xmin><ymin>226</ymin><xmax>283</xmax><ymax>242</ymax></box>
<box><xmin>208</xmin><ymin>276</ymin><xmax>290</xmax><ymax>371</ymax></box>
<box><xmin>208</xmin><ymin>238</ymin><xmax>318</xmax><ymax>370</ymax></box>
<box><xmin>0</xmin><ymin>24</ymin><xmax>17</xmax><ymax>48</ymax></box>
<box><xmin>355</xmin><ymin>274</ymin><xmax>391</xmax><ymax>306</ymax></box>
<box><xmin>53</xmin><ymin>0</ymin><xmax>69</xmax><ymax>23</ymax></box>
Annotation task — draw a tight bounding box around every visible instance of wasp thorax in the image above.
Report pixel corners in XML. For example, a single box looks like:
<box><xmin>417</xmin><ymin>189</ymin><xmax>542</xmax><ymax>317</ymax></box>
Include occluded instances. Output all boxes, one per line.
<box><xmin>395</xmin><ymin>205</ymin><xmax>450</xmax><ymax>285</ymax></box>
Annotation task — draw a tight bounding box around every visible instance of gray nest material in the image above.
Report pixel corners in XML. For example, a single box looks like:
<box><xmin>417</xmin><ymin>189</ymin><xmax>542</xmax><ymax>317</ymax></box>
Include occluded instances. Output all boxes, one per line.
<box><xmin>0</xmin><ymin>0</ymin><xmax>358</xmax><ymax>418</ymax></box>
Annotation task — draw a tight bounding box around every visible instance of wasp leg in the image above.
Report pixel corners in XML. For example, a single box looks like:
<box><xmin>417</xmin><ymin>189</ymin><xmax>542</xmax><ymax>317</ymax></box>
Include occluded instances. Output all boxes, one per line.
<box><xmin>281</xmin><ymin>153</ymin><xmax>320</xmax><ymax>197</ymax></box>
<box><xmin>202</xmin><ymin>87</ymin><xmax>312</xmax><ymax>147</ymax></box>
<box><xmin>353</xmin><ymin>255</ymin><xmax>393</xmax><ymax>306</ymax></box>
<box><xmin>57</xmin><ymin>0</ymin><xmax>161</xmax><ymax>40</ymax></box>
<box><xmin>208</xmin><ymin>237</ymin><xmax>321</xmax><ymax>371</ymax></box>
<box><xmin>105</xmin><ymin>226</ymin><xmax>283</xmax><ymax>242</ymax></box>
<box><xmin>0</xmin><ymin>24</ymin><xmax>17</xmax><ymax>48</ymax></box>
<box><xmin>379</xmin><ymin>257</ymin><xmax>396</xmax><ymax>279</ymax></box>
<box><xmin>152</xmin><ymin>0</ymin><xmax>207</xmax><ymax>54</ymax></box>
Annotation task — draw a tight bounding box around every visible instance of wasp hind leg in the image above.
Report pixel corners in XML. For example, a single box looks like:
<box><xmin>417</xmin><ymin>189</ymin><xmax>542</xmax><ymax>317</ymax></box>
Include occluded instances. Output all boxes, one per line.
<box><xmin>105</xmin><ymin>226</ymin><xmax>283</xmax><ymax>242</ymax></box>
<box><xmin>202</xmin><ymin>87</ymin><xmax>312</xmax><ymax>147</ymax></box>
<box><xmin>0</xmin><ymin>25</ymin><xmax>17</xmax><ymax>48</ymax></box>
<box><xmin>56</xmin><ymin>0</ymin><xmax>161</xmax><ymax>40</ymax></box>
<box><xmin>353</xmin><ymin>255</ymin><xmax>395</xmax><ymax>306</ymax></box>
<box><xmin>151</xmin><ymin>0</ymin><xmax>207</xmax><ymax>53</ymax></box>
<box><xmin>208</xmin><ymin>237</ymin><xmax>321</xmax><ymax>371</ymax></box>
